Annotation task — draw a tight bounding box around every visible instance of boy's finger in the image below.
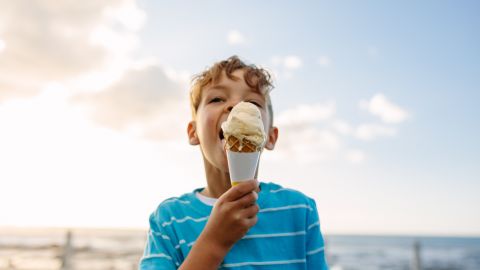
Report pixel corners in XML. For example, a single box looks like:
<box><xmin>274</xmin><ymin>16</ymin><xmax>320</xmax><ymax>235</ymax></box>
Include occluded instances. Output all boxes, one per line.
<box><xmin>233</xmin><ymin>191</ymin><xmax>258</xmax><ymax>209</ymax></box>
<box><xmin>241</xmin><ymin>203</ymin><xmax>260</xmax><ymax>218</ymax></box>
<box><xmin>222</xmin><ymin>180</ymin><xmax>258</xmax><ymax>202</ymax></box>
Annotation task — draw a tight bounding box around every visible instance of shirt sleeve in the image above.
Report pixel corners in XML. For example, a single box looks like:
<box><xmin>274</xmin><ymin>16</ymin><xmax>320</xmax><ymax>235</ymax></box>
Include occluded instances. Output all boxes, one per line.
<box><xmin>139</xmin><ymin>212</ymin><xmax>180</xmax><ymax>270</ymax></box>
<box><xmin>306</xmin><ymin>198</ymin><xmax>329</xmax><ymax>270</ymax></box>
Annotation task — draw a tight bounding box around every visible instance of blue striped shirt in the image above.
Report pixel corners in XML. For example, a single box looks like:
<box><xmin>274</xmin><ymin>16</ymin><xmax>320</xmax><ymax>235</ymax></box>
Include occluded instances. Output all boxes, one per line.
<box><xmin>140</xmin><ymin>182</ymin><xmax>329</xmax><ymax>269</ymax></box>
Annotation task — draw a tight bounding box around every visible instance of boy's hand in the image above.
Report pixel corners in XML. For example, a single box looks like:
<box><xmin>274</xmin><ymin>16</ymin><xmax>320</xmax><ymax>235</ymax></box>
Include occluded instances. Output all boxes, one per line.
<box><xmin>200</xmin><ymin>180</ymin><xmax>259</xmax><ymax>252</ymax></box>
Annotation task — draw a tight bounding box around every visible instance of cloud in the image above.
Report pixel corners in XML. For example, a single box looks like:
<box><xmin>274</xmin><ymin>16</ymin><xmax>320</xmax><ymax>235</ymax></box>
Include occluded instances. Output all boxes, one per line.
<box><xmin>283</xmin><ymin>56</ymin><xmax>302</xmax><ymax>70</ymax></box>
<box><xmin>271</xmin><ymin>55</ymin><xmax>302</xmax><ymax>79</ymax></box>
<box><xmin>318</xmin><ymin>56</ymin><xmax>331</xmax><ymax>67</ymax></box>
<box><xmin>227</xmin><ymin>30</ymin><xmax>246</xmax><ymax>45</ymax></box>
<box><xmin>271</xmin><ymin>95</ymin><xmax>406</xmax><ymax>163</ymax></box>
<box><xmin>345</xmin><ymin>149</ymin><xmax>366</xmax><ymax>164</ymax></box>
<box><xmin>270</xmin><ymin>102</ymin><xmax>340</xmax><ymax>163</ymax></box>
<box><xmin>0</xmin><ymin>0</ymin><xmax>145</xmax><ymax>102</ymax></box>
<box><xmin>360</xmin><ymin>93</ymin><xmax>409</xmax><ymax>124</ymax></box>
<box><xmin>72</xmin><ymin>65</ymin><xmax>190</xmax><ymax>141</ymax></box>
<box><xmin>276</xmin><ymin>101</ymin><xmax>336</xmax><ymax>127</ymax></box>
<box><xmin>331</xmin><ymin>119</ymin><xmax>352</xmax><ymax>135</ymax></box>
<box><xmin>273</xmin><ymin>126</ymin><xmax>342</xmax><ymax>163</ymax></box>
<box><xmin>354</xmin><ymin>123</ymin><xmax>397</xmax><ymax>141</ymax></box>
<box><xmin>0</xmin><ymin>38</ymin><xmax>5</xmax><ymax>52</ymax></box>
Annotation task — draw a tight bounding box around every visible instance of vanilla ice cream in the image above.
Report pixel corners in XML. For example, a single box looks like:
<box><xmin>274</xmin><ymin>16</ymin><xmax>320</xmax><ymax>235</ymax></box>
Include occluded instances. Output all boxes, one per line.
<box><xmin>221</xmin><ymin>101</ymin><xmax>266</xmax><ymax>152</ymax></box>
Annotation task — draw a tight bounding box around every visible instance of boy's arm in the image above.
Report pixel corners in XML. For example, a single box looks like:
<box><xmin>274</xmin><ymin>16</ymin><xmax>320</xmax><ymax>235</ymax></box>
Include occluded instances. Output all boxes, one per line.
<box><xmin>176</xmin><ymin>231</ymin><xmax>228</xmax><ymax>270</ymax></box>
<box><xmin>178</xmin><ymin>180</ymin><xmax>259</xmax><ymax>270</ymax></box>
<box><xmin>306</xmin><ymin>198</ymin><xmax>329</xmax><ymax>270</ymax></box>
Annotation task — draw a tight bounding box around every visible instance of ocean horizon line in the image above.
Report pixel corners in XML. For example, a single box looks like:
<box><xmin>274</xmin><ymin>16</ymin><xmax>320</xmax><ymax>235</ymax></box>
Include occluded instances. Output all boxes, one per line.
<box><xmin>1</xmin><ymin>225</ymin><xmax>479</xmax><ymax>239</ymax></box>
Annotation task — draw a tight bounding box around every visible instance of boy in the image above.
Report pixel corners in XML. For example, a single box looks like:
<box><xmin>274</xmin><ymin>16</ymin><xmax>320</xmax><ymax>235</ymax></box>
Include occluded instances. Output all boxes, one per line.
<box><xmin>140</xmin><ymin>56</ymin><xmax>329</xmax><ymax>269</ymax></box>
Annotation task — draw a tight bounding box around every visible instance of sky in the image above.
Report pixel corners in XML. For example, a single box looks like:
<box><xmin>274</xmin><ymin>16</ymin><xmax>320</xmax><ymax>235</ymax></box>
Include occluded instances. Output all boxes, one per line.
<box><xmin>0</xmin><ymin>0</ymin><xmax>479</xmax><ymax>236</ymax></box>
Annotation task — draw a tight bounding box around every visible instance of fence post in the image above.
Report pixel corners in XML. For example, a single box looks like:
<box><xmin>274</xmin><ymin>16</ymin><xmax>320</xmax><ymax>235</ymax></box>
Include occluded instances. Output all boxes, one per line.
<box><xmin>411</xmin><ymin>240</ymin><xmax>422</xmax><ymax>270</ymax></box>
<box><xmin>60</xmin><ymin>230</ymin><xmax>73</xmax><ymax>270</ymax></box>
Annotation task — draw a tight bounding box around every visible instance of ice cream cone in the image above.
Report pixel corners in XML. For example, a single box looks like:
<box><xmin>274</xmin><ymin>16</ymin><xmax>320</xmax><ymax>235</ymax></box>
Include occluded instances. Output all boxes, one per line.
<box><xmin>226</xmin><ymin>136</ymin><xmax>258</xmax><ymax>152</ymax></box>
<box><xmin>220</xmin><ymin>102</ymin><xmax>266</xmax><ymax>186</ymax></box>
<box><xmin>226</xmin><ymin>151</ymin><xmax>260</xmax><ymax>186</ymax></box>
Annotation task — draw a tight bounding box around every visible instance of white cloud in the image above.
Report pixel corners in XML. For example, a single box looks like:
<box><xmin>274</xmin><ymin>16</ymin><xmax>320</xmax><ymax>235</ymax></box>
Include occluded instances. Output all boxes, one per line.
<box><xmin>331</xmin><ymin>119</ymin><xmax>352</xmax><ymax>135</ymax></box>
<box><xmin>276</xmin><ymin>101</ymin><xmax>336</xmax><ymax>127</ymax></box>
<box><xmin>355</xmin><ymin>123</ymin><xmax>396</xmax><ymax>141</ymax></box>
<box><xmin>271</xmin><ymin>98</ymin><xmax>402</xmax><ymax>163</ymax></box>
<box><xmin>284</xmin><ymin>55</ymin><xmax>302</xmax><ymax>70</ymax></box>
<box><xmin>360</xmin><ymin>93</ymin><xmax>409</xmax><ymax>124</ymax></box>
<box><xmin>164</xmin><ymin>66</ymin><xmax>192</xmax><ymax>87</ymax></box>
<box><xmin>72</xmin><ymin>65</ymin><xmax>190</xmax><ymax>141</ymax></box>
<box><xmin>273</xmin><ymin>126</ymin><xmax>342</xmax><ymax>163</ymax></box>
<box><xmin>345</xmin><ymin>149</ymin><xmax>366</xmax><ymax>164</ymax></box>
<box><xmin>0</xmin><ymin>91</ymin><xmax>202</xmax><ymax>228</ymax></box>
<box><xmin>318</xmin><ymin>55</ymin><xmax>331</xmax><ymax>67</ymax></box>
<box><xmin>227</xmin><ymin>30</ymin><xmax>246</xmax><ymax>45</ymax></box>
<box><xmin>0</xmin><ymin>0</ymin><xmax>144</xmax><ymax>102</ymax></box>
<box><xmin>103</xmin><ymin>0</ymin><xmax>146</xmax><ymax>31</ymax></box>
<box><xmin>89</xmin><ymin>24</ymin><xmax>140</xmax><ymax>56</ymax></box>
<box><xmin>0</xmin><ymin>38</ymin><xmax>5</xmax><ymax>53</ymax></box>
<box><xmin>270</xmin><ymin>55</ymin><xmax>303</xmax><ymax>79</ymax></box>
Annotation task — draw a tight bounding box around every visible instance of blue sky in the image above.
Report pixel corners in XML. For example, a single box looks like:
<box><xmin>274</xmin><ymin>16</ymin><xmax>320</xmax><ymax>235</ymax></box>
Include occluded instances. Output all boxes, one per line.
<box><xmin>0</xmin><ymin>1</ymin><xmax>478</xmax><ymax>235</ymax></box>
<box><xmin>135</xmin><ymin>0</ymin><xmax>480</xmax><ymax>232</ymax></box>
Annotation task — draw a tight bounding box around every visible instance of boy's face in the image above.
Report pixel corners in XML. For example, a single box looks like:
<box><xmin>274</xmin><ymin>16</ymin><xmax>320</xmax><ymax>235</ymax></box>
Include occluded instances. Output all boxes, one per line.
<box><xmin>188</xmin><ymin>69</ymin><xmax>278</xmax><ymax>173</ymax></box>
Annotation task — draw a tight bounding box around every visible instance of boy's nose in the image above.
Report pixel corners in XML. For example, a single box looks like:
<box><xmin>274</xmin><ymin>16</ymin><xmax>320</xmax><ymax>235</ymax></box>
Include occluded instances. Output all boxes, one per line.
<box><xmin>227</xmin><ymin>106</ymin><xmax>233</xmax><ymax>112</ymax></box>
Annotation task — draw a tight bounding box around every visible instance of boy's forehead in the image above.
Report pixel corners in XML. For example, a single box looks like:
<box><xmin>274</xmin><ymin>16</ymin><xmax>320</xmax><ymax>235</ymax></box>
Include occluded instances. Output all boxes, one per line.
<box><xmin>204</xmin><ymin>72</ymin><xmax>264</xmax><ymax>96</ymax></box>
<box><xmin>203</xmin><ymin>82</ymin><xmax>264</xmax><ymax>97</ymax></box>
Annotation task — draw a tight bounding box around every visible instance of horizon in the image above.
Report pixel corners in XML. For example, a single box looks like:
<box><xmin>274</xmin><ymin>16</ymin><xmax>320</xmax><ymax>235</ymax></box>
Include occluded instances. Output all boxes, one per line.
<box><xmin>2</xmin><ymin>225</ymin><xmax>480</xmax><ymax>239</ymax></box>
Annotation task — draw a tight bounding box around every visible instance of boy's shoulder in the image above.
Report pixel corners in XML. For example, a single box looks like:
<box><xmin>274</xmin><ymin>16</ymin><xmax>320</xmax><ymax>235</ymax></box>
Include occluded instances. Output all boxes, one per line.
<box><xmin>262</xmin><ymin>182</ymin><xmax>316</xmax><ymax>206</ymax></box>
<box><xmin>150</xmin><ymin>191</ymin><xmax>199</xmax><ymax>223</ymax></box>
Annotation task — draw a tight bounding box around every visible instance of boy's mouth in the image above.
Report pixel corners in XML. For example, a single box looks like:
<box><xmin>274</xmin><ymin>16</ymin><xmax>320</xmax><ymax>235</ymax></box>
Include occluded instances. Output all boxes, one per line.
<box><xmin>219</xmin><ymin>129</ymin><xmax>226</xmax><ymax>151</ymax></box>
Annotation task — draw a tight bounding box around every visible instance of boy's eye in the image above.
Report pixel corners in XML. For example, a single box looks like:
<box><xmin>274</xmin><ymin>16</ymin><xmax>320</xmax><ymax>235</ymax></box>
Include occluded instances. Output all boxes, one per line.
<box><xmin>247</xmin><ymin>101</ymin><xmax>262</xmax><ymax>108</ymax></box>
<box><xmin>209</xmin><ymin>97</ymin><xmax>224</xmax><ymax>103</ymax></box>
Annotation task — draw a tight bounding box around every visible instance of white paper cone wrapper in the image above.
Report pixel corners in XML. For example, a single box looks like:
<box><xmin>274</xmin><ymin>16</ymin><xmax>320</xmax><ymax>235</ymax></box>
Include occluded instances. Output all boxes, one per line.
<box><xmin>226</xmin><ymin>150</ymin><xmax>260</xmax><ymax>182</ymax></box>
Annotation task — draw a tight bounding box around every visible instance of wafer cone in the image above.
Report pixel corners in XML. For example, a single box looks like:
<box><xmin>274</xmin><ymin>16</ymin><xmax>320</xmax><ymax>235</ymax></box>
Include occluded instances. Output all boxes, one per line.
<box><xmin>225</xmin><ymin>136</ymin><xmax>261</xmax><ymax>185</ymax></box>
<box><xmin>226</xmin><ymin>136</ymin><xmax>258</xmax><ymax>152</ymax></box>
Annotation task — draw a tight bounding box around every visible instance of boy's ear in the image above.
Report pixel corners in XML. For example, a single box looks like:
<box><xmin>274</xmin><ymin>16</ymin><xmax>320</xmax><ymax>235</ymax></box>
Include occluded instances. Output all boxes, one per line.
<box><xmin>264</xmin><ymin>126</ymin><xmax>278</xmax><ymax>150</ymax></box>
<box><xmin>187</xmin><ymin>121</ymin><xmax>200</xmax><ymax>145</ymax></box>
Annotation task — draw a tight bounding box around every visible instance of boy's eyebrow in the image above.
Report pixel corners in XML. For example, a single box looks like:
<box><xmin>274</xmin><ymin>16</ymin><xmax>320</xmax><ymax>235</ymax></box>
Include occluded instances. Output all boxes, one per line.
<box><xmin>204</xmin><ymin>83</ymin><xmax>265</xmax><ymax>99</ymax></box>
<box><xmin>208</xmin><ymin>84</ymin><xmax>230</xmax><ymax>91</ymax></box>
<box><xmin>208</xmin><ymin>83</ymin><xmax>262</xmax><ymax>95</ymax></box>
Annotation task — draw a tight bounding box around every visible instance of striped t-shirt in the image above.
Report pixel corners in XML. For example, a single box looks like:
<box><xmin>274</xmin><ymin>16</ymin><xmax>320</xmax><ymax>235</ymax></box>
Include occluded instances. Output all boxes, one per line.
<box><xmin>140</xmin><ymin>182</ymin><xmax>329</xmax><ymax>269</ymax></box>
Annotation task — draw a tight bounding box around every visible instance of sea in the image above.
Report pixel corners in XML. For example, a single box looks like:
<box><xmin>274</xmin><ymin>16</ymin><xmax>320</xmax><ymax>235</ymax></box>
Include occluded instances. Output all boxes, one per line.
<box><xmin>0</xmin><ymin>228</ymin><xmax>479</xmax><ymax>270</ymax></box>
<box><xmin>325</xmin><ymin>235</ymin><xmax>480</xmax><ymax>270</ymax></box>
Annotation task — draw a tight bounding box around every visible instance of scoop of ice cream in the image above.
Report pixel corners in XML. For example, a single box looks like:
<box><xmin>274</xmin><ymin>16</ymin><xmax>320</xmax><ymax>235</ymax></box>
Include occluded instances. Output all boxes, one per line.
<box><xmin>221</xmin><ymin>101</ymin><xmax>266</xmax><ymax>150</ymax></box>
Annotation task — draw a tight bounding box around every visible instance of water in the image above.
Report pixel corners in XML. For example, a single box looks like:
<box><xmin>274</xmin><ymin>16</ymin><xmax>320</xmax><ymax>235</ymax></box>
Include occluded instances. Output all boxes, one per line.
<box><xmin>326</xmin><ymin>235</ymin><xmax>480</xmax><ymax>270</ymax></box>
<box><xmin>1</xmin><ymin>228</ymin><xmax>479</xmax><ymax>270</ymax></box>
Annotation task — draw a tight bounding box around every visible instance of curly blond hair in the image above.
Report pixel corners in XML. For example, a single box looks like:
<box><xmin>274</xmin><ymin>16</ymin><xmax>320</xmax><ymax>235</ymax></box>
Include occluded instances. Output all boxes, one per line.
<box><xmin>189</xmin><ymin>55</ymin><xmax>274</xmax><ymax>127</ymax></box>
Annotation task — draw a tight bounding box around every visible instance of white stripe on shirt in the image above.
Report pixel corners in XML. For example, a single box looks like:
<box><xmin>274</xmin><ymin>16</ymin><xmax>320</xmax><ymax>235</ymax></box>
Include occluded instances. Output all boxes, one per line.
<box><xmin>221</xmin><ymin>258</ymin><xmax>306</xmax><ymax>268</ymax></box>
<box><xmin>140</xmin><ymin>253</ymin><xmax>173</xmax><ymax>261</ymax></box>
<box><xmin>270</xmin><ymin>188</ymin><xmax>295</xmax><ymax>193</ymax></box>
<box><xmin>307</xmin><ymin>221</ymin><xmax>320</xmax><ymax>230</ymax></box>
<box><xmin>174</xmin><ymin>239</ymin><xmax>186</xmax><ymax>249</ymax></box>
<box><xmin>161</xmin><ymin>215</ymin><xmax>209</xmax><ymax>227</ymax></box>
<box><xmin>307</xmin><ymin>246</ymin><xmax>325</xmax><ymax>256</ymax></box>
<box><xmin>161</xmin><ymin>198</ymin><xmax>191</xmax><ymax>205</ymax></box>
<box><xmin>243</xmin><ymin>230</ymin><xmax>306</xmax><ymax>239</ymax></box>
<box><xmin>149</xmin><ymin>230</ymin><xmax>171</xmax><ymax>240</ymax></box>
<box><xmin>259</xmin><ymin>204</ymin><xmax>313</xmax><ymax>213</ymax></box>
